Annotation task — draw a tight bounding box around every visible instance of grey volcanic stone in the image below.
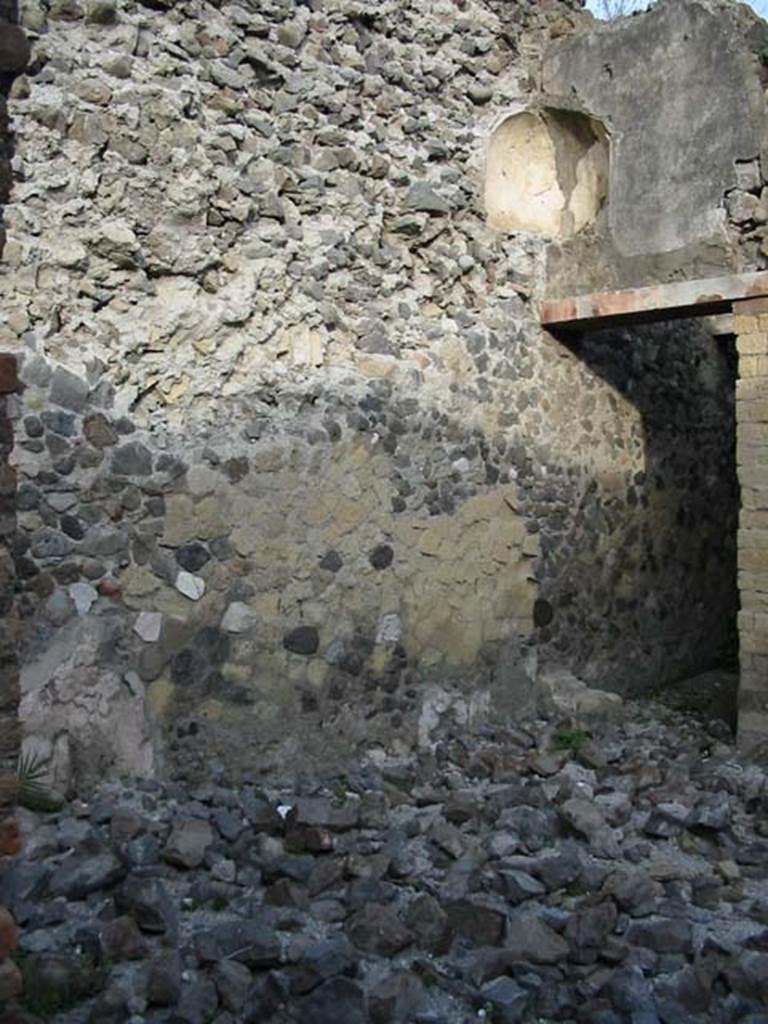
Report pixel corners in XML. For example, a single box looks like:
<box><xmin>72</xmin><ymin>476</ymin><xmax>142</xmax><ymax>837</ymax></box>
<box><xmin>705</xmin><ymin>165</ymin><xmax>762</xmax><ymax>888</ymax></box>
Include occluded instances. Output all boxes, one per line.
<box><xmin>116</xmin><ymin>875</ymin><xmax>178</xmax><ymax>935</ymax></box>
<box><xmin>345</xmin><ymin>903</ymin><xmax>413</xmax><ymax>956</ymax></box>
<box><xmin>20</xmin><ymin>355</ymin><xmax>52</xmax><ymax>387</ymax></box>
<box><xmin>111</xmin><ymin>440</ymin><xmax>152</xmax><ymax>475</ymax></box>
<box><xmin>294</xmin><ymin>935</ymin><xmax>357</xmax><ymax>991</ymax></box>
<box><xmin>0</xmin><ymin>24</ymin><xmax>31</xmax><ymax>73</ymax></box>
<box><xmin>176</xmin><ymin>542</ymin><xmax>211</xmax><ymax>572</ymax></box>
<box><xmin>504</xmin><ymin>913</ymin><xmax>569</xmax><ymax>964</ymax></box>
<box><xmin>163</xmin><ymin>819</ymin><xmax>214</xmax><ymax>869</ymax></box>
<box><xmin>290</xmin><ymin>796</ymin><xmax>359</xmax><ymax>831</ymax></box>
<box><xmin>212</xmin><ymin>959</ymin><xmax>253</xmax><ymax>1013</ymax></box>
<box><xmin>369</xmin><ymin>972</ymin><xmax>428</xmax><ymax>1024</ymax></box>
<box><xmin>446</xmin><ymin>897</ymin><xmax>505</xmax><ymax>946</ymax></box>
<box><xmin>147</xmin><ymin>951</ymin><xmax>182</xmax><ymax>1006</ymax></box>
<box><xmin>604</xmin><ymin>965</ymin><xmax>660</xmax><ymax>1021</ymax></box>
<box><xmin>42</xmin><ymin>410</ymin><xmax>76</xmax><ymax>436</ymax></box>
<box><xmin>406</xmin><ymin>182</ymin><xmax>450</xmax><ymax>214</ymax></box>
<box><xmin>405</xmin><ymin>893</ymin><xmax>453</xmax><ymax>954</ymax></box>
<box><xmin>687</xmin><ymin>791</ymin><xmax>731</xmax><ymax>832</ymax></box>
<box><xmin>301</xmin><ymin>977</ymin><xmax>367</xmax><ymax>1024</ymax></box>
<box><xmin>48</xmin><ymin>847</ymin><xmax>126</xmax><ymax>899</ymax></box>
<box><xmin>626</xmin><ymin>918</ymin><xmax>693</xmax><ymax>955</ymax></box>
<box><xmin>50</xmin><ymin>366</ymin><xmax>89</xmax><ymax>411</ymax></box>
<box><xmin>479</xmin><ymin>977</ymin><xmax>530</xmax><ymax>1024</ymax></box>
<box><xmin>31</xmin><ymin>529</ymin><xmax>74</xmax><ymax>558</ymax></box>
<box><xmin>319</xmin><ymin>550</ymin><xmax>343</xmax><ymax>572</ymax></box>
<box><xmin>0</xmin><ymin>863</ymin><xmax>50</xmax><ymax>910</ymax></box>
<box><xmin>283</xmin><ymin>625</ymin><xmax>320</xmax><ymax>655</ymax></box>
<box><xmin>194</xmin><ymin>917</ymin><xmax>280</xmax><ymax>968</ymax></box>
<box><xmin>171</xmin><ymin>977</ymin><xmax>219</xmax><ymax>1024</ymax></box>
<box><xmin>99</xmin><ymin>915</ymin><xmax>147</xmax><ymax>961</ymax></box>
<box><xmin>499</xmin><ymin>869</ymin><xmax>546</xmax><ymax>904</ymax></box>
<box><xmin>84</xmin><ymin>412</ymin><xmax>118</xmax><ymax>448</ymax></box>
<box><xmin>369</xmin><ymin>544</ymin><xmax>394</xmax><ymax>570</ymax></box>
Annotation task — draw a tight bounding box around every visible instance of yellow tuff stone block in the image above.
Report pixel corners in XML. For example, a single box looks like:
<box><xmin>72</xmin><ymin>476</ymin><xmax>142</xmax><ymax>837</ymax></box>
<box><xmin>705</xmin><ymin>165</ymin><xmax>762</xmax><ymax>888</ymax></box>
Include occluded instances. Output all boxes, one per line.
<box><xmin>739</xmin><ymin>547</ymin><xmax>768</xmax><ymax>571</ymax></box>
<box><xmin>738</xmin><ymin>354</ymin><xmax>768</xmax><ymax>378</ymax></box>
<box><xmin>737</xmin><ymin>378</ymin><xmax>768</xmax><ymax>400</ymax></box>
<box><xmin>147</xmin><ymin>677</ymin><xmax>174</xmax><ymax>717</ymax></box>
<box><xmin>741</xmin><ymin>631</ymin><xmax>768</xmax><ymax>654</ymax></box>
<box><xmin>737</xmin><ymin>400</ymin><xmax>768</xmax><ymax>423</ymax></box>
<box><xmin>734</xmin><ymin>314</ymin><xmax>761</xmax><ymax>333</ymax></box>
<box><xmin>737</xmin><ymin>332</ymin><xmax>768</xmax><ymax>356</ymax></box>
<box><xmin>738</xmin><ymin>528</ymin><xmax>768</xmax><ymax>548</ymax></box>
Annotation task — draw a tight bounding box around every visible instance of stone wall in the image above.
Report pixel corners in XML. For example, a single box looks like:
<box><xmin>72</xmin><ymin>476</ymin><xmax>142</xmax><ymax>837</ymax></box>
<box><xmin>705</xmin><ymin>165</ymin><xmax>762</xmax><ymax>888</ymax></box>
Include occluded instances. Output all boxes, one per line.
<box><xmin>735</xmin><ymin>298</ymin><xmax>768</xmax><ymax>757</ymax></box>
<box><xmin>0</xmin><ymin>354</ymin><xmax>19</xmax><ymax>852</ymax></box>
<box><xmin>0</xmin><ymin>0</ymin><xmax>744</xmax><ymax>788</ymax></box>
<box><xmin>0</xmin><ymin>8</ymin><xmax>27</xmax><ymax>850</ymax></box>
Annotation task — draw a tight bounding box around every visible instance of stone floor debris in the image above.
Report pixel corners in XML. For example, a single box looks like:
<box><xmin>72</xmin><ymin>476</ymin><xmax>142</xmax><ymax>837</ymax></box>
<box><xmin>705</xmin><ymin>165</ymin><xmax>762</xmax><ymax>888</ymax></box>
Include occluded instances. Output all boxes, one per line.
<box><xmin>2</xmin><ymin>695</ymin><xmax>768</xmax><ymax>1023</ymax></box>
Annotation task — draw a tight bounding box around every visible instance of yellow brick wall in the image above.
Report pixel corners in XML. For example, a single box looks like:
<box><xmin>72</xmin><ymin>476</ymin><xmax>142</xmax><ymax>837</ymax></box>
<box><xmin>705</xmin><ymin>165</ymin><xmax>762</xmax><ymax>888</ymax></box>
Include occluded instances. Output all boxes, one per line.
<box><xmin>735</xmin><ymin>301</ymin><xmax>768</xmax><ymax>755</ymax></box>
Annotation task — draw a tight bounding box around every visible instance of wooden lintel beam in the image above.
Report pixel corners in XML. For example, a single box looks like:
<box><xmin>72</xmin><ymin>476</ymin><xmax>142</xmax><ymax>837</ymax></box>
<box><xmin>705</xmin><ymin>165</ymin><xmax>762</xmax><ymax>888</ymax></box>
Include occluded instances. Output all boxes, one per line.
<box><xmin>540</xmin><ymin>271</ymin><xmax>768</xmax><ymax>332</ymax></box>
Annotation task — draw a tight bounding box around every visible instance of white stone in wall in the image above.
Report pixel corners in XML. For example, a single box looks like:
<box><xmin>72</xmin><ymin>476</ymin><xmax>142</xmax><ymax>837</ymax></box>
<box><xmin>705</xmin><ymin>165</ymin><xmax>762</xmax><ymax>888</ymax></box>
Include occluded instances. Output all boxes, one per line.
<box><xmin>47</xmin><ymin>492</ymin><xmax>79</xmax><ymax>512</ymax></box>
<box><xmin>69</xmin><ymin>582</ymin><xmax>97</xmax><ymax>616</ymax></box>
<box><xmin>376</xmin><ymin>613</ymin><xmax>402</xmax><ymax>645</ymax></box>
<box><xmin>134</xmin><ymin>611</ymin><xmax>163</xmax><ymax>643</ymax></box>
<box><xmin>221</xmin><ymin>602</ymin><xmax>256</xmax><ymax>634</ymax></box>
<box><xmin>175</xmin><ymin>571</ymin><xmax>205</xmax><ymax>601</ymax></box>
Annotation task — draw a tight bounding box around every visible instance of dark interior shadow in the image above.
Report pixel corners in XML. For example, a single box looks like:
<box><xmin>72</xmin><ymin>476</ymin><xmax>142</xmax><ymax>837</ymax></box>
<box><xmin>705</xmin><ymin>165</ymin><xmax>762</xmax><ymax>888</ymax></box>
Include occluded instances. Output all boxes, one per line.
<box><xmin>535</xmin><ymin>317</ymin><xmax>739</xmax><ymax>727</ymax></box>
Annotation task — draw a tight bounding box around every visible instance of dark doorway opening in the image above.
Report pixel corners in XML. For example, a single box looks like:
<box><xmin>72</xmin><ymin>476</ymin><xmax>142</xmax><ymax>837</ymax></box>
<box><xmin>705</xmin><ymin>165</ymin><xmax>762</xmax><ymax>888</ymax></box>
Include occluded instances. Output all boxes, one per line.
<box><xmin>540</xmin><ymin>318</ymin><xmax>739</xmax><ymax>730</ymax></box>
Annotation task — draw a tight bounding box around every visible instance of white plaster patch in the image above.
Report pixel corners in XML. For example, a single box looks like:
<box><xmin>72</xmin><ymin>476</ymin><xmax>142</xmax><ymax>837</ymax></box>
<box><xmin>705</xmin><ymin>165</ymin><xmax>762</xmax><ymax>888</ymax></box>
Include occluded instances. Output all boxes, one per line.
<box><xmin>175</xmin><ymin>571</ymin><xmax>205</xmax><ymax>601</ymax></box>
<box><xmin>134</xmin><ymin>611</ymin><xmax>163</xmax><ymax>643</ymax></box>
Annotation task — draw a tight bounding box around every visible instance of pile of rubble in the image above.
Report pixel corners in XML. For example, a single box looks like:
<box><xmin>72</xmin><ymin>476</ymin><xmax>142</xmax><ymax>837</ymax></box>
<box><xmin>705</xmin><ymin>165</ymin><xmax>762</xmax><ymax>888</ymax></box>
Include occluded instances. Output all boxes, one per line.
<box><xmin>2</xmin><ymin>698</ymin><xmax>768</xmax><ymax>1023</ymax></box>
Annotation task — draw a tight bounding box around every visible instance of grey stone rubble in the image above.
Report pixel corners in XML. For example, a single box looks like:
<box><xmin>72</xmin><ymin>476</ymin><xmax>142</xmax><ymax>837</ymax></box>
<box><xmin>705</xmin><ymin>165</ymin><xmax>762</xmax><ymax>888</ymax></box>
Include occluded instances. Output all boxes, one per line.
<box><xmin>5</xmin><ymin>699</ymin><xmax>768</xmax><ymax>1024</ymax></box>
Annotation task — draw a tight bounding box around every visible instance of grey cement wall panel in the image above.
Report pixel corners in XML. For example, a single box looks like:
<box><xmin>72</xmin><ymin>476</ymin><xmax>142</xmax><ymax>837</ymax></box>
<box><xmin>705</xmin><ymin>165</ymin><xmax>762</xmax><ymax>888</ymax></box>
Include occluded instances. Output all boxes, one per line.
<box><xmin>543</xmin><ymin>0</ymin><xmax>768</xmax><ymax>285</ymax></box>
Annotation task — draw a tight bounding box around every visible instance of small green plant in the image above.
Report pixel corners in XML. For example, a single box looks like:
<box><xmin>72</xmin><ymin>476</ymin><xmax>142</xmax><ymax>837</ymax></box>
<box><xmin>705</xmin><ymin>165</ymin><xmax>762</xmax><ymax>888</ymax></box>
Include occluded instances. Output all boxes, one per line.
<box><xmin>16</xmin><ymin>752</ymin><xmax>63</xmax><ymax>813</ymax></box>
<box><xmin>18</xmin><ymin>961</ymin><xmax>80</xmax><ymax>1018</ymax></box>
<box><xmin>551</xmin><ymin>729</ymin><xmax>589</xmax><ymax>755</ymax></box>
<box><xmin>18</xmin><ymin>952</ymin><xmax>102</xmax><ymax>1019</ymax></box>
<box><xmin>20</xmin><ymin>986</ymin><xmax>74</xmax><ymax>1018</ymax></box>
<box><xmin>331</xmin><ymin>779</ymin><xmax>349</xmax><ymax>804</ymax></box>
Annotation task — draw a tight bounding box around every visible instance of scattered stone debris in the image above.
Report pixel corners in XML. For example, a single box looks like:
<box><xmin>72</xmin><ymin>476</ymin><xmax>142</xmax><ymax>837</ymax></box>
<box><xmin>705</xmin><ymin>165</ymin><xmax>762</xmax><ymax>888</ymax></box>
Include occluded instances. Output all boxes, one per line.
<box><xmin>3</xmin><ymin>698</ymin><xmax>768</xmax><ymax>1023</ymax></box>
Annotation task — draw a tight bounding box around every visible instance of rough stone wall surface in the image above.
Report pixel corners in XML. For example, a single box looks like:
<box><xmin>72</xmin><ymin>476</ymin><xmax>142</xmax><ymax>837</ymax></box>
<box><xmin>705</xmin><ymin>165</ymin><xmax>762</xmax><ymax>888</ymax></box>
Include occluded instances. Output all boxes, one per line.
<box><xmin>735</xmin><ymin>299</ymin><xmax>768</xmax><ymax>758</ymax></box>
<box><xmin>0</xmin><ymin>355</ymin><xmax>19</xmax><ymax>849</ymax></box>
<box><xmin>0</xmin><ymin>0</ymin><xmax>740</xmax><ymax>787</ymax></box>
<box><xmin>0</xmin><ymin>8</ymin><xmax>26</xmax><ymax>850</ymax></box>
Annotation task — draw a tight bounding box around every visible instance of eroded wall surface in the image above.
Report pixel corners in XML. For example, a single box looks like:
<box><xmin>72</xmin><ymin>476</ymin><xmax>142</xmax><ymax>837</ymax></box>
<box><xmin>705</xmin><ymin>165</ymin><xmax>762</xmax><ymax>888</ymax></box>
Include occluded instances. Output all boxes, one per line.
<box><xmin>543</xmin><ymin>0</ymin><xmax>768</xmax><ymax>295</ymax></box>
<box><xmin>0</xmin><ymin>0</ymin><xmax>741</xmax><ymax>787</ymax></box>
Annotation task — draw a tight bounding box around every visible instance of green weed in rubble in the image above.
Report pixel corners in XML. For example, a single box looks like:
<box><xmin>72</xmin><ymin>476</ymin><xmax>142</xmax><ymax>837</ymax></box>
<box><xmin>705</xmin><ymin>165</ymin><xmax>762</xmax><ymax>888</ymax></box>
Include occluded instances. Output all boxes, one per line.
<box><xmin>551</xmin><ymin>729</ymin><xmax>589</xmax><ymax>755</ymax></box>
<box><xmin>16</xmin><ymin>951</ymin><xmax>103</xmax><ymax>1019</ymax></box>
<box><xmin>16</xmin><ymin>751</ymin><xmax>63</xmax><ymax>813</ymax></box>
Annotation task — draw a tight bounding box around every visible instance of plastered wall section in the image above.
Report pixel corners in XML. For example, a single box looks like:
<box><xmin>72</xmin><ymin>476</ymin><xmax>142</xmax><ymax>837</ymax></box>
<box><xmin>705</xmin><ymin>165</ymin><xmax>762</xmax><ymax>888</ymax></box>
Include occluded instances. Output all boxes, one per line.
<box><xmin>736</xmin><ymin>299</ymin><xmax>768</xmax><ymax>756</ymax></box>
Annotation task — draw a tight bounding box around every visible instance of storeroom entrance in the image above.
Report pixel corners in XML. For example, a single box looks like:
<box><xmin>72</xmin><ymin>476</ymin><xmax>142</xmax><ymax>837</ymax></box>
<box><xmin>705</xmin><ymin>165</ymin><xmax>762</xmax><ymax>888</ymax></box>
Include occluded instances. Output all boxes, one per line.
<box><xmin>541</xmin><ymin>272</ymin><xmax>768</xmax><ymax>753</ymax></box>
